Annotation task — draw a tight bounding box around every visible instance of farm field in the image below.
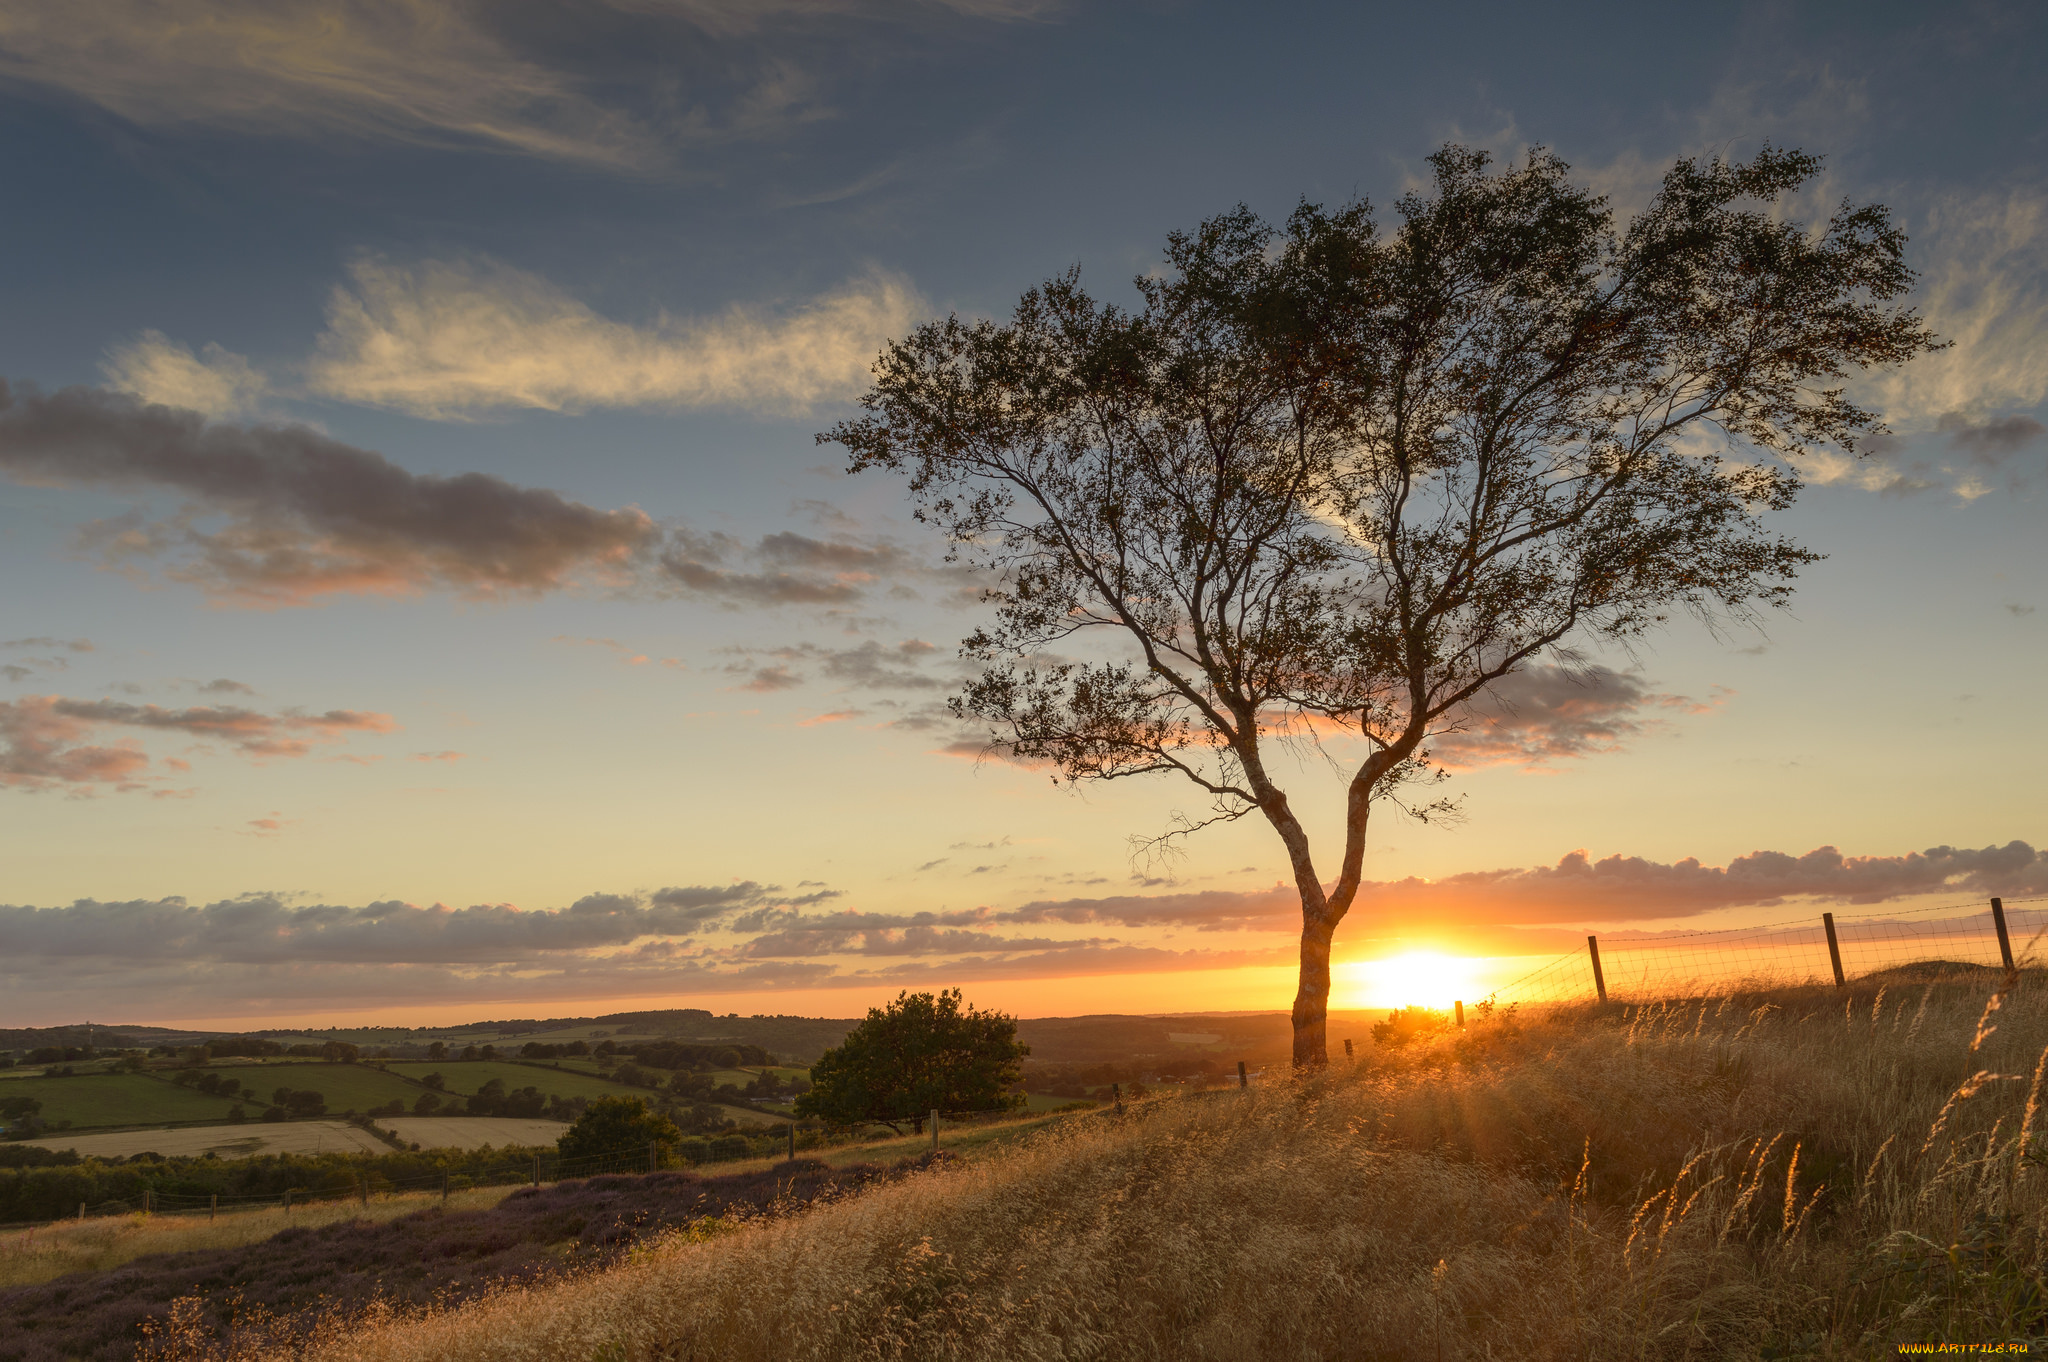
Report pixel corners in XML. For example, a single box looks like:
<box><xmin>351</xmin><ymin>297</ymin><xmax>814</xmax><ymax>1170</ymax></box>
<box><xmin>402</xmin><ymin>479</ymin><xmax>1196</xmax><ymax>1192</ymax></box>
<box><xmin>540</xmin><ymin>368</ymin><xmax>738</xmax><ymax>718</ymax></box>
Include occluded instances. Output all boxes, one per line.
<box><xmin>20</xmin><ymin>1119</ymin><xmax>392</xmax><ymax>1160</ymax></box>
<box><xmin>0</xmin><ymin>1074</ymin><xmax>242</xmax><ymax>1129</ymax></box>
<box><xmin>385</xmin><ymin>1061</ymin><xmax>629</xmax><ymax>1102</ymax></box>
<box><xmin>378</xmin><ymin>1116</ymin><xmax>568</xmax><ymax>1149</ymax></box>
<box><xmin>237</xmin><ymin>1063</ymin><xmax>422</xmax><ymax>1111</ymax></box>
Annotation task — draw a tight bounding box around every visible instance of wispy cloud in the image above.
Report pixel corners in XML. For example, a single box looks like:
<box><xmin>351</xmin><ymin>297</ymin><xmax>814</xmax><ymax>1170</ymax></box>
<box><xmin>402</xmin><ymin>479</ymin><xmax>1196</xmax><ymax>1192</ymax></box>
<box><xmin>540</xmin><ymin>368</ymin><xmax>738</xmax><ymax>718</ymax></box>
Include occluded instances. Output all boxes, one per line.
<box><xmin>0</xmin><ymin>0</ymin><xmax>664</xmax><ymax>170</ymax></box>
<box><xmin>101</xmin><ymin>332</ymin><xmax>272</xmax><ymax>420</ymax></box>
<box><xmin>301</xmin><ymin>256</ymin><xmax>921</xmax><ymax>419</ymax></box>
<box><xmin>0</xmin><ymin>694</ymin><xmax>394</xmax><ymax>794</ymax></box>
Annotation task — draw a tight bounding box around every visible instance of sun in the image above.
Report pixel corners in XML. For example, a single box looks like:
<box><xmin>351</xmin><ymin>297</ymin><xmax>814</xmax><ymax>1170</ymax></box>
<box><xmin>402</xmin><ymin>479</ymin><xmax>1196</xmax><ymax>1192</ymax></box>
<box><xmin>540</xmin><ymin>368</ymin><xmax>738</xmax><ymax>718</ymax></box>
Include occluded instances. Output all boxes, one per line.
<box><xmin>1354</xmin><ymin>951</ymin><xmax>1483</xmax><ymax>1010</ymax></box>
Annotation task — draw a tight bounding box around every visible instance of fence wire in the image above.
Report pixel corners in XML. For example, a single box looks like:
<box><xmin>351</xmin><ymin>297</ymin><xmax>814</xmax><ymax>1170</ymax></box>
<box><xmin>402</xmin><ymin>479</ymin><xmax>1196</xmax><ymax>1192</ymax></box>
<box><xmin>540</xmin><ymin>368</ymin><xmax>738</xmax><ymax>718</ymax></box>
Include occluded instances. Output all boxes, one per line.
<box><xmin>1489</xmin><ymin>896</ymin><xmax>2048</xmax><ymax>1006</ymax></box>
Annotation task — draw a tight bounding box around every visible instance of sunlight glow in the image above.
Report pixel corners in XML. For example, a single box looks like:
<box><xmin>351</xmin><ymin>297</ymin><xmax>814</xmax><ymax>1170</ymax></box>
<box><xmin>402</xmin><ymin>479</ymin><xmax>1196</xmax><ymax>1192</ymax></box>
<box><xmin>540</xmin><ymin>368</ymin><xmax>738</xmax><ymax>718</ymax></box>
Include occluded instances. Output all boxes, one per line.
<box><xmin>1354</xmin><ymin>951</ymin><xmax>1485</xmax><ymax>1010</ymax></box>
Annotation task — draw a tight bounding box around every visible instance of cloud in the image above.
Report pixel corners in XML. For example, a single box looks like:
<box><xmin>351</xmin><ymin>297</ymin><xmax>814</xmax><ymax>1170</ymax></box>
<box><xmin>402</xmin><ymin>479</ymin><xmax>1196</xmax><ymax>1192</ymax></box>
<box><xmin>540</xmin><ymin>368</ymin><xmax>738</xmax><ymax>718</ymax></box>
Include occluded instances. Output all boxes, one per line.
<box><xmin>0</xmin><ymin>377</ymin><xmax>658</xmax><ymax>605</ymax></box>
<box><xmin>102</xmin><ymin>332</ymin><xmax>271</xmax><ymax>419</ymax></box>
<box><xmin>1431</xmin><ymin>666</ymin><xmax>1713</xmax><ymax>770</ymax></box>
<box><xmin>0</xmin><ymin>882</ymin><xmax>797</xmax><ymax>966</ymax></box>
<box><xmin>0</xmin><ymin>0</ymin><xmax>664</xmax><ymax>169</ymax></box>
<box><xmin>718</xmin><ymin>637</ymin><xmax>947</xmax><ymax>691</ymax></box>
<box><xmin>3</xmin><ymin>637</ymin><xmax>93</xmax><ymax>652</ymax></box>
<box><xmin>0</xmin><ymin>699</ymin><xmax>151</xmax><ymax>792</ymax></box>
<box><xmin>1873</xmin><ymin>188</ymin><xmax>2048</xmax><ymax>427</ymax></box>
<box><xmin>999</xmin><ymin>887</ymin><xmax>1297</xmax><ymax>932</ymax></box>
<box><xmin>0</xmin><ymin>636</ymin><xmax>94</xmax><ymax>684</ymax></box>
<box><xmin>301</xmin><ymin>256</ymin><xmax>922</xmax><ymax>419</ymax></box>
<box><xmin>798</xmin><ymin>709</ymin><xmax>864</xmax><ymax>726</ymax></box>
<box><xmin>733</xmin><ymin>666</ymin><xmax>805</xmax><ymax>693</ymax></box>
<box><xmin>995</xmin><ymin>841</ymin><xmax>2048</xmax><ymax>937</ymax></box>
<box><xmin>195</xmin><ymin>678</ymin><xmax>256</xmax><ymax>695</ymax></box>
<box><xmin>409</xmin><ymin>750</ymin><xmax>464</xmax><ymax>763</ymax></box>
<box><xmin>656</xmin><ymin>529</ymin><xmax>905</xmax><ymax>608</ymax></box>
<box><xmin>1938</xmin><ymin>412</ymin><xmax>2046</xmax><ymax>461</ymax></box>
<box><xmin>0</xmin><ymin>694</ymin><xmax>394</xmax><ymax>793</ymax></box>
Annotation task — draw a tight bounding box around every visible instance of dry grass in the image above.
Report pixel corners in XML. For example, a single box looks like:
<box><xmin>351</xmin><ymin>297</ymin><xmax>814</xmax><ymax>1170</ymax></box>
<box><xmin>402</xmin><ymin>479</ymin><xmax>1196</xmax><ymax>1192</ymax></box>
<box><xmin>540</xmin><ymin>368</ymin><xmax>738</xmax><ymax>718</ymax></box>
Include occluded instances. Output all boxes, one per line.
<box><xmin>0</xmin><ymin>1185</ymin><xmax>521</xmax><ymax>1289</ymax></box>
<box><xmin>165</xmin><ymin>973</ymin><xmax>2048</xmax><ymax>1359</ymax></box>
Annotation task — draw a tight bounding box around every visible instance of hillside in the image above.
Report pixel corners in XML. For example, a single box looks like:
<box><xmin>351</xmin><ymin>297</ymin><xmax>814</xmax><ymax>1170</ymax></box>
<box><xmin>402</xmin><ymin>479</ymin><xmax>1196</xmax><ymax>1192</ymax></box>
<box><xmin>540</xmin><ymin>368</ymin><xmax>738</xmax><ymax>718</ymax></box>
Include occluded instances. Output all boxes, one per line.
<box><xmin>206</xmin><ymin>972</ymin><xmax>2048</xmax><ymax>1360</ymax></box>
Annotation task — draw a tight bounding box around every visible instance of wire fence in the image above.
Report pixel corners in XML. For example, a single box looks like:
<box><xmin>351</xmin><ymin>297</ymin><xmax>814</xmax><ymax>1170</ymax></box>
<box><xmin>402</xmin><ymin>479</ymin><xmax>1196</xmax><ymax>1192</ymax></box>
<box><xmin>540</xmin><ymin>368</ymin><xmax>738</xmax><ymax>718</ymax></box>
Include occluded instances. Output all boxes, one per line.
<box><xmin>1487</xmin><ymin>895</ymin><xmax>2048</xmax><ymax>1007</ymax></box>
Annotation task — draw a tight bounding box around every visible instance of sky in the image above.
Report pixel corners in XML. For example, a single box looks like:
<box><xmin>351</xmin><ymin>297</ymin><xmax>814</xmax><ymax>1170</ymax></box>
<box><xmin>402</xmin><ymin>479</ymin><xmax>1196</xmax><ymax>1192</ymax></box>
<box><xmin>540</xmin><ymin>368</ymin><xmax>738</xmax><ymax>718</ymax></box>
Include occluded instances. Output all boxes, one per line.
<box><xmin>0</xmin><ymin>0</ymin><xmax>2044</xmax><ymax>1029</ymax></box>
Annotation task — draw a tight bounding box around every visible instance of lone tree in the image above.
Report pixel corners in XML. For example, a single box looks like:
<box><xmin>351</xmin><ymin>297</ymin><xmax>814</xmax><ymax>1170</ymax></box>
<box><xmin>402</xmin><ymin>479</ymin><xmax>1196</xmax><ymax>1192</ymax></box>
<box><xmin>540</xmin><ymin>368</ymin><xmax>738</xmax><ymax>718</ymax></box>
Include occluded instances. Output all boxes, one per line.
<box><xmin>557</xmin><ymin>1094</ymin><xmax>682</xmax><ymax>1163</ymax></box>
<box><xmin>824</xmin><ymin>146</ymin><xmax>1939</xmax><ymax>1067</ymax></box>
<box><xmin>795</xmin><ymin>989</ymin><xmax>1027</xmax><ymax>1133</ymax></box>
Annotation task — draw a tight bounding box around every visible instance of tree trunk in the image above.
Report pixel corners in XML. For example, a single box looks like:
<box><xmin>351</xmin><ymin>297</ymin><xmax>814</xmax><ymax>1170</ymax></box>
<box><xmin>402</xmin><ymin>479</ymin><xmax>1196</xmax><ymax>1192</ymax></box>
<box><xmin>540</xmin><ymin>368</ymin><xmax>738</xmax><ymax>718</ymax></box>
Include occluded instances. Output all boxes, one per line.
<box><xmin>1291</xmin><ymin>913</ymin><xmax>1335</xmax><ymax>1067</ymax></box>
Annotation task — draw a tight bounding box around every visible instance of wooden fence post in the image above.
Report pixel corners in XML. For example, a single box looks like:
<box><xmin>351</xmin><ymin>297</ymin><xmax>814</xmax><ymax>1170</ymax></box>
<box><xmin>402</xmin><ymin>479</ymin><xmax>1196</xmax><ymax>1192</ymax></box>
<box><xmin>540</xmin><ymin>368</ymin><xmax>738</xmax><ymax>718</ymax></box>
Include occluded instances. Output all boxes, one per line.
<box><xmin>530</xmin><ymin>1156</ymin><xmax>539</xmax><ymax>1188</ymax></box>
<box><xmin>1993</xmin><ymin>897</ymin><xmax>2016</xmax><ymax>972</ymax></box>
<box><xmin>1454</xmin><ymin>1001</ymin><xmax>1465</xmax><ymax>1028</ymax></box>
<box><xmin>1237</xmin><ymin>1060</ymin><xmax>1248</xmax><ymax>1089</ymax></box>
<box><xmin>442</xmin><ymin>1172</ymin><xmax>449</xmax><ymax>1205</ymax></box>
<box><xmin>1344</xmin><ymin>1038</ymin><xmax>1354</xmax><ymax>1058</ymax></box>
<box><xmin>930</xmin><ymin>1110</ymin><xmax>940</xmax><ymax>1154</ymax></box>
<box><xmin>1588</xmin><ymin>936</ymin><xmax>1608</xmax><ymax>1004</ymax></box>
<box><xmin>1113</xmin><ymin>1082</ymin><xmax>1123</xmax><ymax>1114</ymax></box>
<box><xmin>647</xmin><ymin>1140</ymin><xmax>656</xmax><ymax>1174</ymax></box>
<box><xmin>210</xmin><ymin>1194</ymin><xmax>217</xmax><ymax>1222</ymax></box>
<box><xmin>78</xmin><ymin>1201</ymin><xmax>85</xmax><ymax>1222</ymax></box>
<box><xmin>284</xmin><ymin>1190</ymin><xmax>291</xmax><ymax>1216</ymax></box>
<box><xmin>1823</xmin><ymin>912</ymin><xmax>1847</xmax><ymax>988</ymax></box>
<box><xmin>787</xmin><ymin>1123</ymin><xmax>796</xmax><ymax>1162</ymax></box>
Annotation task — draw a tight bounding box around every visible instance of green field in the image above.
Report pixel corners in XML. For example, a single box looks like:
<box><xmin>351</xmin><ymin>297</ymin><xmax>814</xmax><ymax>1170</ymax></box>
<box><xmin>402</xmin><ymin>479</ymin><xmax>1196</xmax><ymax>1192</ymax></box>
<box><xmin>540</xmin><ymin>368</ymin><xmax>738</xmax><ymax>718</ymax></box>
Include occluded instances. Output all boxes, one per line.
<box><xmin>3</xmin><ymin>1074</ymin><xmax>244</xmax><ymax>1129</ymax></box>
<box><xmin>387</xmin><ymin>1061</ymin><xmax>634</xmax><ymax>1102</ymax></box>
<box><xmin>245</xmin><ymin>1064</ymin><xmax>424</xmax><ymax>1111</ymax></box>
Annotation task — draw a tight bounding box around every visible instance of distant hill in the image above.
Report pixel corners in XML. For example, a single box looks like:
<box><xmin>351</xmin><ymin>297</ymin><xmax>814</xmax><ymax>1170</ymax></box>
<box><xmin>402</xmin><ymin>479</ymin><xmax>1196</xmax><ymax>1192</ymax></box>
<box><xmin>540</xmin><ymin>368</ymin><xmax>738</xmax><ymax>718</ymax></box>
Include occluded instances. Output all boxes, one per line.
<box><xmin>6</xmin><ymin>1009</ymin><xmax>1389</xmax><ymax>1067</ymax></box>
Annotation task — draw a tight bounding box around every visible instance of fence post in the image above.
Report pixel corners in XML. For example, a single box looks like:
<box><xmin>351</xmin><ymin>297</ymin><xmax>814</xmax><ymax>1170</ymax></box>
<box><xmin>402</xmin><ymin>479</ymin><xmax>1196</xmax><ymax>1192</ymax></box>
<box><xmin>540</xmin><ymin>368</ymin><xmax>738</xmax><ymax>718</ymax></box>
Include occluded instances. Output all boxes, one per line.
<box><xmin>1823</xmin><ymin>912</ymin><xmax>1847</xmax><ymax>988</ymax></box>
<box><xmin>1993</xmin><ymin>897</ymin><xmax>2016</xmax><ymax>972</ymax></box>
<box><xmin>442</xmin><ymin>1172</ymin><xmax>449</xmax><ymax>1205</ymax></box>
<box><xmin>210</xmin><ymin>1194</ymin><xmax>217</xmax><ymax>1222</ymax></box>
<box><xmin>1587</xmin><ymin>936</ymin><xmax>1608</xmax><ymax>1004</ymax></box>
<box><xmin>530</xmin><ymin>1156</ymin><xmax>539</xmax><ymax>1188</ymax></box>
<box><xmin>284</xmin><ymin>1190</ymin><xmax>291</xmax><ymax>1216</ymax></box>
<box><xmin>78</xmin><ymin>1201</ymin><xmax>85</xmax><ymax>1222</ymax></box>
<box><xmin>1113</xmin><ymin>1082</ymin><xmax>1123</xmax><ymax>1114</ymax></box>
<box><xmin>787</xmin><ymin>1123</ymin><xmax>796</xmax><ymax>1162</ymax></box>
<box><xmin>359</xmin><ymin>1175</ymin><xmax>368</xmax><ymax>1208</ymax></box>
<box><xmin>647</xmin><ymin>1140</ymin><xmax>656</xmax><ymax>1175</ymax></box>
<box><xmin>1344</xmin><ymin>1038</ymin><xmax>1354</xmax><ymax>1058</ymax></box>
<box><xmin>1238</xmin><ymin>1060</ymin><xmax>1248</xmax><ymax>1090</ymax></box>
<box><xmin>143</xmin><ymin>1188</ymin><xmax>151</xmax><ymax>1216</ymax></box>
<box><xmin>930</xmin><ymin>1110</ymin><xmax>940</xmax><ymax>1154</ymax></box>
<box><xmin>1454</xmin><ymin>1001</ymin><xmax>1465</xmax><ymax>1028</ymax></box>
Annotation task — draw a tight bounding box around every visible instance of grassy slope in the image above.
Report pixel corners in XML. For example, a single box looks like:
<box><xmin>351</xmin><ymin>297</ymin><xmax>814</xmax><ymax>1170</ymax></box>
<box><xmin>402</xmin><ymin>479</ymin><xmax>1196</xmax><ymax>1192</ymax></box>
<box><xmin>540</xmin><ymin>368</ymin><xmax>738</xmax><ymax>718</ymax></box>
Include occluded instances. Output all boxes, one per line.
<box><xmin>1</xmin><ymin>1074</ymin><xmax>243</xmax><ymax>1128</ymax></box>
<box><xmin>263</xmin><ymin>973</ymin><xmax>2048</xmax><ymax>1361</ymax></box>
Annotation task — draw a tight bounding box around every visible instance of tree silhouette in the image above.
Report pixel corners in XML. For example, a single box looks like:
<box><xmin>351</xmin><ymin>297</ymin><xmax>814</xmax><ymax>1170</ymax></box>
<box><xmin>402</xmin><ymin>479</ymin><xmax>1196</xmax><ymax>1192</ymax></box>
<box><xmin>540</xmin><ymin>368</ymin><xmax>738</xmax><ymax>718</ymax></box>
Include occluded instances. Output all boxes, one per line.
<box><xmin>825</xmin><ymin>145</ymin><xmax>1940</xmax><ymax>1065</ymax></box>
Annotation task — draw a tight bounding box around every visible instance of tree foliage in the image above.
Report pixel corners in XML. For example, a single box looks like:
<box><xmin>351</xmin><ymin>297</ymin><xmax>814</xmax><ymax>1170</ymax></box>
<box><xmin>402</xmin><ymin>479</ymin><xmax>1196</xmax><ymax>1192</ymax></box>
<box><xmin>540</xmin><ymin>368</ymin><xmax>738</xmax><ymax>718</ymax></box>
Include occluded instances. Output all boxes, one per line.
<box><xmin>556</xmin><ymin>1094</ymin><xmax>682</xmax><ymax>1162</ymax></box>
<box><xmin>794</xmin><ymin>989</ymin><xmax>1028</xmax><ymax>1132</ymax></box>
<box><xmin>823</xmin><ymin>145</ymin><xmax>1941</xmax><ymax>1066</ymax></box>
